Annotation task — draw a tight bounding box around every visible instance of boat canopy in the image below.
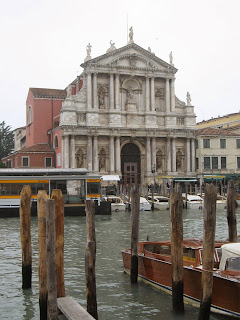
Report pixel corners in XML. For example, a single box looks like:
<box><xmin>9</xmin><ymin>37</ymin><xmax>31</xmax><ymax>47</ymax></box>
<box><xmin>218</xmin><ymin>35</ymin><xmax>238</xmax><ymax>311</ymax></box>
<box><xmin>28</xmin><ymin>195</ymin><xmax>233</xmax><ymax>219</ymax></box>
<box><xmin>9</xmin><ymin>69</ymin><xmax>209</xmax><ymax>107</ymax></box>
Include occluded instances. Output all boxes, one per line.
<box><xmin>219</xmin><ymin>243</ymin><xmax>240</xmax><ymax>270</ymax></box>
<box><xmin>101</xmin><ymin>175</ymin><xmax>120</xmax><ymax>181</ymax></box>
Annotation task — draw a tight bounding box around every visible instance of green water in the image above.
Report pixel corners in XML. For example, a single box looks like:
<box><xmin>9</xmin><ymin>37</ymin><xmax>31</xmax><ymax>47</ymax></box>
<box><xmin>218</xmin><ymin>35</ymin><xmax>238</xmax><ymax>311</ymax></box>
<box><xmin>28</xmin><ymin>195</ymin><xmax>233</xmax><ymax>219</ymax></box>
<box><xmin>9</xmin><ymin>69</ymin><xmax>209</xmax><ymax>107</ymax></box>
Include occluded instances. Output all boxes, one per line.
<box><xmin>0</xmin><ymin>208</ymin><xmax>239</xmax><ymax>319</ymax></box>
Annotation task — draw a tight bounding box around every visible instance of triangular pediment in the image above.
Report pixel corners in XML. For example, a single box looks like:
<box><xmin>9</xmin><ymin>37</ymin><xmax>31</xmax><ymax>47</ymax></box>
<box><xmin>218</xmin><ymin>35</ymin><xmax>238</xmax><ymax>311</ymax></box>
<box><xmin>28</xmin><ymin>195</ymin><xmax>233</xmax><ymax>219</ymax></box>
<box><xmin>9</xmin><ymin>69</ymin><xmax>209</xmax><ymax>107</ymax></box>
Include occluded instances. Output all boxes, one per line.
<box><xmin>81</xmin><ymin>43</ymin><xmax>177</xmax><ymax>74</ymax></box>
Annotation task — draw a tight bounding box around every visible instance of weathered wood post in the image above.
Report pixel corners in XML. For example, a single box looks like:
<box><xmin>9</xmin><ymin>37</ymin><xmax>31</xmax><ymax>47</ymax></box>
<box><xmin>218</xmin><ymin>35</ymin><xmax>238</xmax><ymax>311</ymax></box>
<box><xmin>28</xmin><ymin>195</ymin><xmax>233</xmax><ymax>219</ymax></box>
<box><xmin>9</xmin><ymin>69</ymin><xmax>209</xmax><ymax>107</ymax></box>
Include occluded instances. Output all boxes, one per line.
<box><xmin>37</xmin><ymin>190</ymin><xmax>48</xmax><ymax>320</ymax></box>
<box><xmin>46</xmin><ymin>199</ymin><xmax>58</xmax><ymax>319</ymax></box>
<box><xmin>198</xmin><ymin>184</ymin><xmax>217</xmax><ymax>320</ymax></box>
<box><xmin>170</xmin><ymin>186</ymin><xmax>184</xmax><ymax>313</ymax></box>
<box><xmin>20</xmin><ymin>185</ymin><xmax>32</xmax><ymax>289</ymax></box>
<box><xmin>85</xmin><ymin>200</ymin><xmax>98</xmax><ymax>320</ymax></box>
<box><xmin>227</xmin><ymin>180</ymin><xmax>237</xmax><ymax>242</ymax></box>
<box><xmin>51</xmin><ymin>189</ymin><xmax>65</xmax><ymax>298</ymax></box>
<box><xmin>127</xmin><ymin>186</ymin><xmax>131</xmax><ymax>211</ymax></box>
<box><xmin>131</xmin><ymin>184</ymin><xmax>140</xmax><ymax>283</ymax></box>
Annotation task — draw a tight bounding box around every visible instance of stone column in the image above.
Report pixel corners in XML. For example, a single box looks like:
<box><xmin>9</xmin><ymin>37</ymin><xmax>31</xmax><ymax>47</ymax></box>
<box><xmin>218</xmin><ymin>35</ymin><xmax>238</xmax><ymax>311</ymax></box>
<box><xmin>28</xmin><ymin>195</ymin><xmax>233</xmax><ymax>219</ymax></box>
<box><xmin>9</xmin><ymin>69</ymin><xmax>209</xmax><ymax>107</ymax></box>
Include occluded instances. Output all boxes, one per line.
<box><xmin>61</xmin><ymin>136</ymin><xmax>65</xmax><ymax>168</ymax></box>
<box><xmin>115</xmin><ymin>74</ymin><xmax>120</xmax><ymax>109</ymax></box>
<box><xmin>165</xmin><ymin>78</ymin><xmax>170</xmax><ymax>113</ymax></box>
<box><xmin>186</xmin><ymin>138</ymin><xmax>190</xmax><ymax>172</ymax></box>
<box><xmin>170</xmin><ymin>78</ymin><xmax>175</xmax><ymax>112</ymax></box>
<box><xmin>93</xmin><ymin>135</ymin><xmax>99</xmax><ymax>172</ymax></box>
<box><xmin>64</xmin><ymin>135</ymin><xmax>70</xmax><ymax>168</ymax></box>
<box><xmin>115</xmin><ymin>136</ymin><xmax>121</xmax><ymax>173</ymax></box>
<box><xmin>70</xmin><ymin>135</ymin><xmax>76</xmax><ymax>168</ymax></box>
<box><xmin>191</xmin><ymin>138</ymin><xmax>196</xmax><ymax>172</ymax></box>
<box><xmin>145</xmin><ymin>77</ymin><xmax>150</xmax><ymax>111</ymax></box>
<box><xmin>109</xmin><ymin>136</ymin><xmax>115</xmax><ymax>173</ymax></box>
<box><xmin>93</xmin><ymin>73</ymin><xmax>98</xmax><ymax>109</ymax></box>
<box><xmin>151</xmin><ymin>137</ymin><xmax>156</xmax><ymax>171</ymax></box>
<box><xmin>150</xmin><ymin>77</ymin><xmax>155</xmax><ymax>111</ymax></box>
<box><xmin>146</xmin><ymin>137</ymin><xmax>151</xmax><ymax>173</ymax></box>
<box><xmin>167</xmin><ymin>137</ymin><xmax>171</xmax><ymax>172</ymax></box>
<box><xmin>87</xmin><ymin>72</ymin><xmax>92</xmax><ymax>109</ymax></box>
<box><xmin>172</xmin><ymin>137</ymin><xmax>176</xmax><ymax>172</ymax></box>
<box><xmin>87</xmin><ymin>136</ymin><xmax>93</xmax><ymax>171</ymax></box>
<box><xmin>109</xmin><ymin>73</ymin><xmax>114</xmax><ymax>109</ymax></box>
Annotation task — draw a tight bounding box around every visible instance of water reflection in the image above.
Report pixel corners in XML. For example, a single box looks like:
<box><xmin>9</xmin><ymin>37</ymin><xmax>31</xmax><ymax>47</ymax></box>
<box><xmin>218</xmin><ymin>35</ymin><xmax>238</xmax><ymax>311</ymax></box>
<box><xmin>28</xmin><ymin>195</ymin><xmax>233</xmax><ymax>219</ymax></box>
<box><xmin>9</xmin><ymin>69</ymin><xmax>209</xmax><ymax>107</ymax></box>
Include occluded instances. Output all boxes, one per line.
<box><xmin>0</xmin><ymin>208</ymin><xmax>239</xmax><ymax>319</ymax></box>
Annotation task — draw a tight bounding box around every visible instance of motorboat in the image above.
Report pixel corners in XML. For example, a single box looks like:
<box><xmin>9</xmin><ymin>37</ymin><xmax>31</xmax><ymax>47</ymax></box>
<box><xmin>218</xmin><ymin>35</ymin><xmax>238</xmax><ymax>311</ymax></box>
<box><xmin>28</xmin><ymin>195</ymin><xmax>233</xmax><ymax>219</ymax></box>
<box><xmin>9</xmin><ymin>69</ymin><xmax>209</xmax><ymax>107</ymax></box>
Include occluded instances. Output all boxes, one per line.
<box><xmin>147</xmin><ymin>195</ymin><xmax>169</xmax><ymax>211</ymax></box>
<box><xmin>103</xmin><ymin>196</ymin><xmax>126</xmax><ymax>212</ymax></box>
<box><xmin>122</xmin><ymin>239</ymin><xmax>240</xmax><ymax>317</ymax></box>
<box><xmin>216</xmin><ymin>195</ymin><xmax>227</xmax><ymax>210</ymax></box>
<box><xmin>182</xmin><ymin>194</ymin><xmax>203</xmax><ymax>209</ymax></box>
<box><xmin>125</xmin><ymin>196</ymin><xmax>151</xmax><ymax>211</ymax></box>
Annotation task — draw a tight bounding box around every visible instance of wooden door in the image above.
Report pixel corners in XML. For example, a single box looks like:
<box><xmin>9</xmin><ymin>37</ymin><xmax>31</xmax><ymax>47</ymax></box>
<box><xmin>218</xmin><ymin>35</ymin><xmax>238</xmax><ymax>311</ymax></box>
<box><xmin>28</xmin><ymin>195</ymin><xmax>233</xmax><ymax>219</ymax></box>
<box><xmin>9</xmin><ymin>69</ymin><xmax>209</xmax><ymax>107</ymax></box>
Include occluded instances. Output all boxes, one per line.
<box><xmin>124</xmin><ymin>162</ymin><xmax>137</xmax><ymax>185</ymax></box>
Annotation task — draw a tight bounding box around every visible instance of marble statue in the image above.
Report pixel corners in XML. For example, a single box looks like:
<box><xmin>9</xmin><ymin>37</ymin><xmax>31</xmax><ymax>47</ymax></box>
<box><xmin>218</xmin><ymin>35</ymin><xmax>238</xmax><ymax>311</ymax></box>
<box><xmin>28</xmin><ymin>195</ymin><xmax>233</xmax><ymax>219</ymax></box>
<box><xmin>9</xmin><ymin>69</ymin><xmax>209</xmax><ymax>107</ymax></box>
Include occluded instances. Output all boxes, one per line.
<box><xmin>169</xmin><ymin>51</ymin><xmax>173</xmax><ymax>64</ymax></box>
<box><xmin>127</xmin><ymin>86</ymin><xmax>134</xmax><ymax>99</ymax></box>
<box><xmin>86</xmin><ymin>43</ymin><xmax>92</xmax><ymax>56</ymax></box>
<box><xmin>186</xmin><ymin>92</ymin><xmax>191</xmax><ymax>106</ymax></box>
<box><xmin>106</xmin><ymin>40</ymin><xmax>116</xmax><ymax>53</ymax></box>
<box><xmin>129</xmin><ymin>26</ymin><xmax>134</xmax><ymax>43</ymax></box>
<box><xmin>66</xmin><ymin>85</ymin><xmax>72</xmax><ymax>97</ymax></box>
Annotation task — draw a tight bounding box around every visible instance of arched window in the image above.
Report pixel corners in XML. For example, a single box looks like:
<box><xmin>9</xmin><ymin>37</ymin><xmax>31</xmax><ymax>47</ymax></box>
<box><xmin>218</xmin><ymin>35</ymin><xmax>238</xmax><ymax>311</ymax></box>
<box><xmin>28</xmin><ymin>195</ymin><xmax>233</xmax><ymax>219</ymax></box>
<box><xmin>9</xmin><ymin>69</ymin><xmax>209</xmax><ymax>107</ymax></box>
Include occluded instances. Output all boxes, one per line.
<box><xmin>54</xmin><ymin>135</ymin><xmax>59</xmax><ymax>148</ymax></box>
<box><xmin>27</xmin><ymin>106</ymin><xmax>33</xmax><ymax>125</ymax></box>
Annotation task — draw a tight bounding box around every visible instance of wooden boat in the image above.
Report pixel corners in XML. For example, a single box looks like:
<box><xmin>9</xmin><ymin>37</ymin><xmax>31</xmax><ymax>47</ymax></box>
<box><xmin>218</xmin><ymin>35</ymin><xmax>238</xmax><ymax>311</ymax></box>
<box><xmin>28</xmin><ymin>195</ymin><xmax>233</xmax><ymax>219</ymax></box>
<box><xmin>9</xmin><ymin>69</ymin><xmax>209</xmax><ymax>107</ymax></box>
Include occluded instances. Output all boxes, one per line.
<box><xmin>147</xmin><ymin>195</ymin><xmax>169</xmax><ymax>211</ymax></box>
<box><xmin>102</xmin><ymin>196</ymin><xmax>126</xmax><ymax>212</ymax></box>
<box><xmin>122</xmin><ymin>239</ymin><xmax>240</xmax><ymax>317</ymax></box>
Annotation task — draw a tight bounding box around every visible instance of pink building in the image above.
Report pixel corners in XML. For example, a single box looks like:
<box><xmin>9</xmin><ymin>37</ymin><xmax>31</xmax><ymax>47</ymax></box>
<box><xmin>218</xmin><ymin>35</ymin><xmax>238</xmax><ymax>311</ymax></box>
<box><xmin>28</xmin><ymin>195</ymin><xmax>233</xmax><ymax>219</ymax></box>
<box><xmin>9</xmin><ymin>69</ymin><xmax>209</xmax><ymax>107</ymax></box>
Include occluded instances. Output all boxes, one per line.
<box><xmin>2</xmin><ymin>88</ymin><xmax>66</xmax><ymax>168</ymax></box>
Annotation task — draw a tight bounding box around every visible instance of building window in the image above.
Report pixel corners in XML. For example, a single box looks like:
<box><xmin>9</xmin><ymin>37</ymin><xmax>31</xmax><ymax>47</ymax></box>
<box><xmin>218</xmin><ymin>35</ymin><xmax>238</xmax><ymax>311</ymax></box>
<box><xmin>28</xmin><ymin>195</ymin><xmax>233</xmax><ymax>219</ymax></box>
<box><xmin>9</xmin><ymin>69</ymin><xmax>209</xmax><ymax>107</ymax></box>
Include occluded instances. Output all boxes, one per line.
<box><xmin>54</xmin><ymin>135</ymin><xmax>59</xmax><ymax>148</ymax></box>
<box><xmin>57</xmin><ymin>153</ymin><xmax>61</xmax><ymax>166</ymax></box>
<box><xmin>45</xmin><ymin>157</ymin><xmax>52</xmax><ymax>168</ymax></box>
<box><xmin>7</xmin><ymin>160</ymin><xmax>12</xmax><ymax>168</ymax></box>
<box><xmin>237</xmin><ymin>157</ymin><xmax>240</xmax><ymax>169</ymax></box>
<box><xmin>22</xmin><ymin>157</ymin><xmax>29</xmax><ymax>167</ymax></box>
<box><xmin>15</xmin><ymin>157</ymin><xmax>17</xmax><ymax>168</ymax></box>
<box><xmin>196</xmin><ymin>157</ymin><xmax>199</xmax><ymax>170</ymax></box>
<box><xmin>220</xmin><ymin>139</ymin><xmax>226</xmax><ymax>149</ymax></box>
<box><xmin>236</xmin><ymin>139</ymin><xmax>240</xmax><ymax>148</ymax></box>
<box><xmin>221</xmin><ymin>157</ymin><xmax>226</xmax><ymax>169</ymax></box>
<box><xmin>27</xmin><ymin>106</ymin><xmax>33</xmax><ymax>125</ymax></box>
<box><xmin>177</xmin><ymin>117</ymin><xmax>184</xmax><ymax>125</ymax></box>
<box><xmin>204</xmin><ymin>157</ymin><xmax>210</xmax><ymax>169</ymax></box>
<box><xmin>212</xmin><ymin>157</ymin><xmax>218</xmax><ymax>169</ymax></box>
<box><xmin>203</xmin><ymin>139</ymin><xmax>210</xmax><ymax>148</ymax></box>
<box><xmin>195</xmin><ymin>140</ymin><xmax>198</xmax><ymax>149</ymax></box>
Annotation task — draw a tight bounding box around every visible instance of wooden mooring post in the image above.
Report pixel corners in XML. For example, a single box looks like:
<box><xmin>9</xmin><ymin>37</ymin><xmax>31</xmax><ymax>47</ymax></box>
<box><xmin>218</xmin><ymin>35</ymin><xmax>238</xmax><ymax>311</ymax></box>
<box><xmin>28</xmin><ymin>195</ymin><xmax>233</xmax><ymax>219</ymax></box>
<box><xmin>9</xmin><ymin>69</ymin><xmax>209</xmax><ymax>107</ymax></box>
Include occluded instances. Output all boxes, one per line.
<box><xmin>85</xmin><ymin>200</ymin><xmax>98</xmax><ymax>320</ymax></box>
<box><xmin>198</xmin><ymin>184</ymin><xmax>217</xmax><ymax>320</ymax></box>
<box><xmin>130</xmin><ymin>184</ymin><xmax>140</xmax><ymax>283</ymax></box>
<box><xmin>46</xmin><ymin>199</ymin><xmax>58</xmax><ymax>320</ymax></box>
<box><xmin>170</xmin><ymin>186</ymin><xmax>184</xmax><ymax>313</ymax></box>
<box><xmin>227</xmin><ymin>180</ymin><xmax>237</xmax><ymax>242</ymax></box>
<box><xmin>51</xmin><ymin>189</ymin><xmax>65</xmax><ymax>298</ymax></box>
<box><xmin>20</xmin><ymin>185</ymin><xmax>32</xmax><ymax>289</ymax></box>
<box><xmin>37</xmin><ymin>190</ymin><xmax>48</xmax><ymax>320</ymax></box>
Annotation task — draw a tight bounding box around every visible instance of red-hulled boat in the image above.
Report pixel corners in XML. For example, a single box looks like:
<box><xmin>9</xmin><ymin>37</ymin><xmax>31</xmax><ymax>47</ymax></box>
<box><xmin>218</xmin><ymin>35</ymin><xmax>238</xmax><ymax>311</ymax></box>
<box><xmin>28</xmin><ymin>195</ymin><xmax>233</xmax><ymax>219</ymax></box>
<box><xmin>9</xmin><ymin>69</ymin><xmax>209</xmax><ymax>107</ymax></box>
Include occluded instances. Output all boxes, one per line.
<box><xmin>122</xmin><ymin>239</ymin><xmax>240</xmax><ymax>318</ymax></box>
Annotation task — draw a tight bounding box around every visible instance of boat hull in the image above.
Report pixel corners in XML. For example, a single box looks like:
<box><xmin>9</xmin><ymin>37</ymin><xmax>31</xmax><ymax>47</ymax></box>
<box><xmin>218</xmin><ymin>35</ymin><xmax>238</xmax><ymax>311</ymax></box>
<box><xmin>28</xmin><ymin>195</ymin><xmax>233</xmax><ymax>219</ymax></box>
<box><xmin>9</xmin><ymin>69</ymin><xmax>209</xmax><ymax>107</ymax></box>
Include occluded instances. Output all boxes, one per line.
<box><xmin>122</xmin><ymin>251</ymin><xmax>240</xmax><ymax>317</ymax></box>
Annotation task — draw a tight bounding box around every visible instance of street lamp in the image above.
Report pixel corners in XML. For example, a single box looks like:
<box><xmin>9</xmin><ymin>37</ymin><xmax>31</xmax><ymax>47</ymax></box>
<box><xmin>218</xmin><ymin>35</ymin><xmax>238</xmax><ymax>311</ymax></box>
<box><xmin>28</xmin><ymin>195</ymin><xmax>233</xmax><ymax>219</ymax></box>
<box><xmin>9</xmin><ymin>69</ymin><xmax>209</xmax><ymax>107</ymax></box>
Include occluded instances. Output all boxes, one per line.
<box><xmin>151</xmin><ymin>164</ymin><xmax>156</xmax><ymax>211</ymax></box>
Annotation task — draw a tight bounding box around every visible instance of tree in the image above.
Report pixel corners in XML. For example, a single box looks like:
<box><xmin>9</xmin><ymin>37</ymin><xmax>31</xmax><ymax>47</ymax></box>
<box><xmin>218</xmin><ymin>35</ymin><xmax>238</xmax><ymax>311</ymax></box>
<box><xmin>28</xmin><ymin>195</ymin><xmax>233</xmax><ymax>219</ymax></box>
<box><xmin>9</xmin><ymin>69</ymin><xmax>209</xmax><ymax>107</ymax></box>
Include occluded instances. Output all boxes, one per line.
<box><xmin>0</xmin><ymin>121</ymin><xmax>14</xmax><ymax>161</ymax></box>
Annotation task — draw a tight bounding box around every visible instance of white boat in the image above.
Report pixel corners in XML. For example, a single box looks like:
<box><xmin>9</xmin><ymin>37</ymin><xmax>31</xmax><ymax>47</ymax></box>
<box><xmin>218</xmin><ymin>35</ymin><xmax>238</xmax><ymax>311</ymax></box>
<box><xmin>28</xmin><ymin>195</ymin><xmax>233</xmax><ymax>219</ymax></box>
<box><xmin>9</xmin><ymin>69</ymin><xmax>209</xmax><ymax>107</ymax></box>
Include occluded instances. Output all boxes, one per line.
<box><xmin>182</xmin><ymin>194</ymin><xmax>203</xmax><ymax>209</ymax></box>
<box><xmin>125</xmin><ymin>196</ymin><xmax>151</xmax><ymax>211</ymax></box>
<box><xmin>216</xmin><ymin>195</ymin><xmax>227</xmax><ymax>209</ymax></box>
<box><xmin>103</xmin><ymin>196</ymin><xmax>126</xmax><ymax>212</ymax></box>
<box><xmin>147</xmin><ymin>195</ymin><xmax>169</xmax><ymax>210</ymax></box>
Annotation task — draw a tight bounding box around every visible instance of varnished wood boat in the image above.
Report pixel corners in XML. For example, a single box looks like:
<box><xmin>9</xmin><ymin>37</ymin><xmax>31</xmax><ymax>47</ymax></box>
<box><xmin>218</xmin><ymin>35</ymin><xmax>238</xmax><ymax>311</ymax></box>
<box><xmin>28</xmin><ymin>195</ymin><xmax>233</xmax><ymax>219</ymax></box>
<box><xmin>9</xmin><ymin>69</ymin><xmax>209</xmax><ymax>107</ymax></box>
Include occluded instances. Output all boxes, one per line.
<box><xmin>121</xmin><ymin>239</ymin><xmax>240</xmax><ymax>317</ymax></box>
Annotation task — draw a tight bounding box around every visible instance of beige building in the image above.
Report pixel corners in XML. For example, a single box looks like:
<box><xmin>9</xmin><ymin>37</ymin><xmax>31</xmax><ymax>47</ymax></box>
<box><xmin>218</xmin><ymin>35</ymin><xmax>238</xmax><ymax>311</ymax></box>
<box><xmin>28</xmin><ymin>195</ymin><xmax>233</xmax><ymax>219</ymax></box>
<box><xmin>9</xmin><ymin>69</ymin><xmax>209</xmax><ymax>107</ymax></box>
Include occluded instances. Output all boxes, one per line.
<box><xmin>196</xmin><ymin>127</ymin><xmax>240</xmax><ymax>182</ymax></box>
<box><xmin>60</xmin><ymin>32</ymin><xmax>197</xmax><ymax>186</ymax></box>
<box><xmin>197</xmin><ymin>112</ymin><xmax>240</xmax><ymax>130</ymax></box>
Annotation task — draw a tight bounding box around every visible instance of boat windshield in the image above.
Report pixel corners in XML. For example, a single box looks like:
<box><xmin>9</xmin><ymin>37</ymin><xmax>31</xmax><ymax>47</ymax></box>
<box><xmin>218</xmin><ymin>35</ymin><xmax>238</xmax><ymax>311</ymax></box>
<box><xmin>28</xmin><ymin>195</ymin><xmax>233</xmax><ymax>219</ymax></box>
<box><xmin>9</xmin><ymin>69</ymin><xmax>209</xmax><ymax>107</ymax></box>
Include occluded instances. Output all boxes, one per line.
<box><xmin>144</xmin><ymin>244</ymin><xmax>171</xmax><ymax>255</ymax></box>
<box><xmin>225</xmin><ymin>257</ymin><xmax>240</xmax><ymax>271</ymax></box>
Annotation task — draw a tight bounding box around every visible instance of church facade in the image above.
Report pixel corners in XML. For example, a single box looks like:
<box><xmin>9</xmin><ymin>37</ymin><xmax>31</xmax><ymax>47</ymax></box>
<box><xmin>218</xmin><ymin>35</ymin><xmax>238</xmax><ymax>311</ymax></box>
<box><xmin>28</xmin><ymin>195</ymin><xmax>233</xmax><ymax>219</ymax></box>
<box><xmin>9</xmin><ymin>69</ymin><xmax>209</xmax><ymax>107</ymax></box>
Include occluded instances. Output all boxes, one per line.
<box><xmin>59</xmin><ymin>33</ymin><xmax>196</xmax><ymax>186</ymax></box>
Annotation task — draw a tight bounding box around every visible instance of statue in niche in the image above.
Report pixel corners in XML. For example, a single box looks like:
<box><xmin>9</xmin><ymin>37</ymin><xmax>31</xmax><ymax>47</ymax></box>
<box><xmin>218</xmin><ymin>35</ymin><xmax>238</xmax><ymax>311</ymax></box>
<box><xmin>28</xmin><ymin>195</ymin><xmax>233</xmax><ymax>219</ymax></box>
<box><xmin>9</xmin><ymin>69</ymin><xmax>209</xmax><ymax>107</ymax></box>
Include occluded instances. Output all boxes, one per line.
<box><xmin>76</xmin><ymin>154</ymin><xmax>83</xmax><ymax>168</ymax></box>
<box><xmin>99</xmin><ymin>155</ymin><xmax>105</xmax><ymax>171</ymax></box>
<box><xmin>156</xmin><ymin>157</ymin><xmax>162</xmax><ymax>169</ymax></box>
<box><xmin>176</xmin><ymin>157</ymin><xmax>181</xmax><ymax>170</ymax></box>
<box><xmin>98</xmin><ymin>92</ymin><xmax>104</xmax><ymax>107</ymax></box>
<box><xmin>127</xmin><ymin>86</ymin><xmax>134</xmax><ymax>99</ymax></box>
<box><xmin>186</xmin><ymin>92</ymin><xmax>192</xmax><ymax>106</ymax></box>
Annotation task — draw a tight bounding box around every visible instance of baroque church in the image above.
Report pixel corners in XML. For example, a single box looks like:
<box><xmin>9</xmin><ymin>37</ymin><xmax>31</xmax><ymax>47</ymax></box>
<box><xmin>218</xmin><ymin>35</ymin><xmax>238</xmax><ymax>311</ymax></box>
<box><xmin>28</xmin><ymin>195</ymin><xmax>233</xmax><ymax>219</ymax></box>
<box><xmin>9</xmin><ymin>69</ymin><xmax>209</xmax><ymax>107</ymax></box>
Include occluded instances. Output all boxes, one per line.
<box><xmin>60</xmin><ymin>29</ymin><xmax>197</xmax><ymax>186</ymax></box>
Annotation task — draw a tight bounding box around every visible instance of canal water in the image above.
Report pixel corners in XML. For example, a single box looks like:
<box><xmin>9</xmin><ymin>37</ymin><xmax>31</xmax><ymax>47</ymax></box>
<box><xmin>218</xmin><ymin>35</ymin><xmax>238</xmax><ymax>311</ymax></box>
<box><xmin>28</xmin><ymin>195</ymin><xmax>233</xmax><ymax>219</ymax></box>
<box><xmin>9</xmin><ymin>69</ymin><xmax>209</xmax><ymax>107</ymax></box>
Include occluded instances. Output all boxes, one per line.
<box><xmin>0</xmin><ymin>208</ymin><xmax>239</xmax><ymax>320</ymax></box>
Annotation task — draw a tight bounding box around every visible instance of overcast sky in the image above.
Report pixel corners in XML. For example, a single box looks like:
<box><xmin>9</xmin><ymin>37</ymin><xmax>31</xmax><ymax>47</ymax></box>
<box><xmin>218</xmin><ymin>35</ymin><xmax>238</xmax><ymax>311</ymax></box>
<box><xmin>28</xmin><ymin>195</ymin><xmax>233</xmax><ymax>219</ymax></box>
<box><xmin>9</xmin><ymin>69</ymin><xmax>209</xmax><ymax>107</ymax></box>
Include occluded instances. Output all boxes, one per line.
<box><xmin>1</xmin><ymin>0</ymin><xmax>240</xmax><ymax>130</ymax></box>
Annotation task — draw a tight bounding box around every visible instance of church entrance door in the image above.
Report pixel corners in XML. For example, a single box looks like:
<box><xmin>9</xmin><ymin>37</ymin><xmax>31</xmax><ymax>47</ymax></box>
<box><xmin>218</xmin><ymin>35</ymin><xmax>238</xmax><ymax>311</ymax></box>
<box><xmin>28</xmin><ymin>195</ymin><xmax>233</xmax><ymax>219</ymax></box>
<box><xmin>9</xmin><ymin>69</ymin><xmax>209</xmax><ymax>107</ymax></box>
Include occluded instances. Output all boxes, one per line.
<box><xmin>121</xmin><ymin>143</ymin><xmax>141</xmax><ymax>185</ymax></box>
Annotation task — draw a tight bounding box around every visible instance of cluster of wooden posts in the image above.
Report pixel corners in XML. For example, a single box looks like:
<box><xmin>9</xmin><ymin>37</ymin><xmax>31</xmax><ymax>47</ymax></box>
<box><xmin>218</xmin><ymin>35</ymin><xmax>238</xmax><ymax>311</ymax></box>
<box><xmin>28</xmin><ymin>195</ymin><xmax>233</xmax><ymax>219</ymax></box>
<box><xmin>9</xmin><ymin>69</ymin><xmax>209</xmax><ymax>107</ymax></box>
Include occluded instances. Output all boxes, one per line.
<box><xmin>130</xmin><ymin>180</ymin><xmax>238</xmax><ymax>320</ymax></box>
<box><xmin>19</xmin><ymin>186</ymin><xmax>98</xmax><ymax>320</ymax></box>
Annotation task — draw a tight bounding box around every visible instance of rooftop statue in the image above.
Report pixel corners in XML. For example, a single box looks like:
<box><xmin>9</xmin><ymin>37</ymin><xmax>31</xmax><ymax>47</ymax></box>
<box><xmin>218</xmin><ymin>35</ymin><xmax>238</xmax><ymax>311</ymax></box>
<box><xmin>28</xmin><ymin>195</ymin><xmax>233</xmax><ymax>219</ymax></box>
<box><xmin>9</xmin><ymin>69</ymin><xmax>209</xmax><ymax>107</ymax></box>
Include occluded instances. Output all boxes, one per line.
<box><xmin>169</xmin><ymin>51</ymin><xmax>173</xmax><ymax>64</ymax></box>
<box><xmin>186</xmin><ymin>92</ymin><xmax>192</xmax><ymax>106</ymax></box>
<box><xmin>128</xmin><ymin>26</ymin><xmax>134</xmax><ymax>44</ymax></box>
<box><xmin>84</xmin><ymin>43</ymin><xmax>92</xmax><ymax>62</ymax></box>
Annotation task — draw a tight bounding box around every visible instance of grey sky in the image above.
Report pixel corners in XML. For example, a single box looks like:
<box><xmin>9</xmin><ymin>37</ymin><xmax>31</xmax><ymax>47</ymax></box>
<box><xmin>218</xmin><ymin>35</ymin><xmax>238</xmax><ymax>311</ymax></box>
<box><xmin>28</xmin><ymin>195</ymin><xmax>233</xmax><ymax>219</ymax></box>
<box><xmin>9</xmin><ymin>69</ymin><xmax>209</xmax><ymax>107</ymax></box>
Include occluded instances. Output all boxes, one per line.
<box><xmin>1</xmin><ymin>0</ymin><xmax>240</xmax><ymax>130</ymax></box>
